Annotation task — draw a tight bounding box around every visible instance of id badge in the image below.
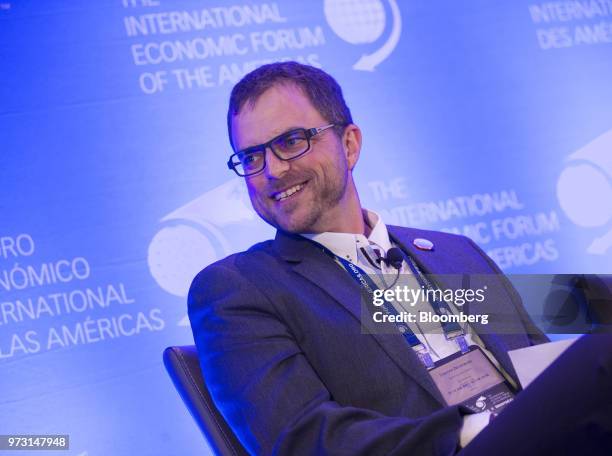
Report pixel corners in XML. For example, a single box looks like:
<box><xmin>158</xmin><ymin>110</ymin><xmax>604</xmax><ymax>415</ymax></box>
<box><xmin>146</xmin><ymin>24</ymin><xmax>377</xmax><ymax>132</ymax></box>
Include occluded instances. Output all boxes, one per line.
<box><xmin>428</xmin><ymin>346</ymin><xmax>515</xmax><ymax>413</ymax></box>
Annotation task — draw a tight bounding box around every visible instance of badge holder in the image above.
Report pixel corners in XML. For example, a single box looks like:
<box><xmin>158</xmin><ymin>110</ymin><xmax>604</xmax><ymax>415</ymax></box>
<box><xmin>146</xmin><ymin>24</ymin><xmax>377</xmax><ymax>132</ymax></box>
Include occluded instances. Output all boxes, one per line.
<box><xmin>428</xmin><ymin>346</ymin><xmax>516</xmax><ymax>414</ymax></box>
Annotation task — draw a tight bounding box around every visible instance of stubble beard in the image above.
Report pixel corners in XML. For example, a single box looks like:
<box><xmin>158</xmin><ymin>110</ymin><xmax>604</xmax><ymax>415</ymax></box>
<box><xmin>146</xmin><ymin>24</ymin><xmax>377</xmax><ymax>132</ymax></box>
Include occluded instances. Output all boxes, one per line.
<box><xmin>254</xmin><ymin>167</ymin><xmax>349</xmax><ymax>234</ymax></box>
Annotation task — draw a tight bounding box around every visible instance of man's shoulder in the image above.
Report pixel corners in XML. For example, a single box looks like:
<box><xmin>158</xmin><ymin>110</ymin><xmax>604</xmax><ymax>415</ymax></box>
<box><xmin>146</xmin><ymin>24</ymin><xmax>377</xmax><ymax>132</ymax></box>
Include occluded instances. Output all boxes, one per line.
<box><xmin>190</xmin><ymin>238</ymin><xmax>280</xmax><ymax>286</ymax></box>
<box><xmin>188</xmin><ymin>239</ymin><xmax>281</xmax><ymax>312</ymax></box>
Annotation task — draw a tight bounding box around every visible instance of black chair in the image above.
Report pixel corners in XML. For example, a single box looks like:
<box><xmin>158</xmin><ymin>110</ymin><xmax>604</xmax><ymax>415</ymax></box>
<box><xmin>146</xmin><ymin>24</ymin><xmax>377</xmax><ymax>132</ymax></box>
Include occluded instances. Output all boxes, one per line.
<box><xmin>163</xmin><ymin>345</ymin><xmax>249</xmax><ymax>456</ymax></box>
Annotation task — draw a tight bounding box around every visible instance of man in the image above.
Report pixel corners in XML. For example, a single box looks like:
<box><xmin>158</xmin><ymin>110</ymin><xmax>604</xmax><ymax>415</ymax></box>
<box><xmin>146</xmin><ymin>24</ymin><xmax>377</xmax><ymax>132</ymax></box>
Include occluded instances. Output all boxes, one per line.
<box><xmin>188</xmin><ymin>61</ymin><xmax>548</xmax><ymax>455</ymax></box>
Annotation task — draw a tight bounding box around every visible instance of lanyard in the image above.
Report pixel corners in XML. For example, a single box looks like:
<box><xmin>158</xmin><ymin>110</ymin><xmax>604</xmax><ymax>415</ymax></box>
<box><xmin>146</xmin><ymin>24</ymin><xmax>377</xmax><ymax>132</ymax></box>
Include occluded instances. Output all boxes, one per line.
<box><xmin>401</xmin><ymin>252</ymin><xmax>465</xmax><ymax>340</ymax></box>
<box><xmin>312</xmin><ymin>241</ymin><xmax>469</xmax><ymax>368</ymax></box>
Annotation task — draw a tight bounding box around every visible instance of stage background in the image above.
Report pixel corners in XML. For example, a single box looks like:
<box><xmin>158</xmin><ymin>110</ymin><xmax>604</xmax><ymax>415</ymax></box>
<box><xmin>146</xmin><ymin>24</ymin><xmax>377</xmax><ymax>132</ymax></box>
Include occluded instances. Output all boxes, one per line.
<box><xmin>2</xmin><ymin>1</ymin><xmax>612</xmax><ymax>454</ymax></box>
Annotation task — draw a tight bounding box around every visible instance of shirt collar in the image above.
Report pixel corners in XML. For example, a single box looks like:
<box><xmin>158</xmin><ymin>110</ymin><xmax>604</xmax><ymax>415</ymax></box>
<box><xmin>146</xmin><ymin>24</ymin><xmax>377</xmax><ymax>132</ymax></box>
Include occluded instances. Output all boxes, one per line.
<box><xmin>301</xmin><ymin>209</ymin><xmax>393</xmax><ymax>263</ymax></box>
<box><xmin>365</xmin><ymin>210</ymin><xmax>393</xmax><ymax>253</ymax></box>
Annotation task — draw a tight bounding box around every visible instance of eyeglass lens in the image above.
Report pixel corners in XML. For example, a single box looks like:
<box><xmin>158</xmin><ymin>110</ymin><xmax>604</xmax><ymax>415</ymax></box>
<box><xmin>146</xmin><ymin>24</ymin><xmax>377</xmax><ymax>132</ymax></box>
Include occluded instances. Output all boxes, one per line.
<box><xmin>235</xmin><ymin>129</ymin><xmax>309</xmax><ymax>176</ymax></box>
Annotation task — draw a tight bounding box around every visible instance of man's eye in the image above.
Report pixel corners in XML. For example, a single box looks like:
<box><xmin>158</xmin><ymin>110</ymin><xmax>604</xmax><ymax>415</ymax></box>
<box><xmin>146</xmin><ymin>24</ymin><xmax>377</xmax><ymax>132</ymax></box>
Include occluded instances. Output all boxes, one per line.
<box><xmin>239</xmin><ymin>152</ymin><xmax>262</xmax><ymax>167</ymax></box>
<box><xmin>282</xmin><ymin>135</ymin><xmax>305</xmax><ymax>148</ymax></box>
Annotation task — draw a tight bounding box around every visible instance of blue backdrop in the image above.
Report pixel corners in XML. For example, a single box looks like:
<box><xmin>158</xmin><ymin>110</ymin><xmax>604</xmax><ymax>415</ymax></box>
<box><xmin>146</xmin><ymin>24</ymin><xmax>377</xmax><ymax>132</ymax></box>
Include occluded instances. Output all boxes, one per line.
<box><xmin>2</xmin><ymin>1</ymin><xmax>612</xmax><ymax>454</ymax></box>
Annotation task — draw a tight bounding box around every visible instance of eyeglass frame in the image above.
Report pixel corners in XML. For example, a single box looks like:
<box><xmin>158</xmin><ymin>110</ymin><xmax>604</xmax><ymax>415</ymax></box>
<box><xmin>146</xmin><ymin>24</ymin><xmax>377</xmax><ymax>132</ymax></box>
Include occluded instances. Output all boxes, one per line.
<box><xmin>227</xmin><ymin>123</ymin><xmax>337</xmax><ymax>177</ymax></box>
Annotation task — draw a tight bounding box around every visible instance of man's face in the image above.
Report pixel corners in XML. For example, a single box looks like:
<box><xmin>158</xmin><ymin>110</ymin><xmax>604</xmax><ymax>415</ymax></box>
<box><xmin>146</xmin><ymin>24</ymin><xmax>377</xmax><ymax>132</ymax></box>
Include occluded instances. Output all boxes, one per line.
<box><xmin>231</xmin><ymin>84</ymin><xmax>353</xmax><ymax>233</ymax></box>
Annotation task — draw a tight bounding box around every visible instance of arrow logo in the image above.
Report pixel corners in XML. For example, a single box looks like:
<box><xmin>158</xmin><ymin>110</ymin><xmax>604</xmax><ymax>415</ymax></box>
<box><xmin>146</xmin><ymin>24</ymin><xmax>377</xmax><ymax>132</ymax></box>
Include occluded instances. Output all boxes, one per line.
<box><xmin>353</xmin><ymin>0</ymin><xmax>402</xmax><ymax>71</ymax></box>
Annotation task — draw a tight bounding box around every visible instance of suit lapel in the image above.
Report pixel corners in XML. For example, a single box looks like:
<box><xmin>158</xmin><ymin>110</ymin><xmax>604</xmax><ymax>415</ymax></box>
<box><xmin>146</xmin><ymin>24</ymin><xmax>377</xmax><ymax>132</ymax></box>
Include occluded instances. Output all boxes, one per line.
<box><xmin>274</xmin><ymin>231</ymin><xmax>447</xmax><ymax>405</ymax></box>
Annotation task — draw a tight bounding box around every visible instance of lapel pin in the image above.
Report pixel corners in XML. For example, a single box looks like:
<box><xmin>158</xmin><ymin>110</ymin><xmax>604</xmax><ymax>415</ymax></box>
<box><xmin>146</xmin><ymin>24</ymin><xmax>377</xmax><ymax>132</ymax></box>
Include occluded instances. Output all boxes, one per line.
<box><xmin>413</xmin><ymin>238</ymin><xmax>434</xmax><ymax>251</ymax></box>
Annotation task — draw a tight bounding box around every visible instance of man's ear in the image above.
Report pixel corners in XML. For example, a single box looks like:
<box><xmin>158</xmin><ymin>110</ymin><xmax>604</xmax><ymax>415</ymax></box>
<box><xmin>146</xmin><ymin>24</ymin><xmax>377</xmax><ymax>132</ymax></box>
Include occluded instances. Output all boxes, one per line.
<box><xmin>342</xmin><ymin>124</ymin><xmax>362</xmax><ymax>171</ymax></box>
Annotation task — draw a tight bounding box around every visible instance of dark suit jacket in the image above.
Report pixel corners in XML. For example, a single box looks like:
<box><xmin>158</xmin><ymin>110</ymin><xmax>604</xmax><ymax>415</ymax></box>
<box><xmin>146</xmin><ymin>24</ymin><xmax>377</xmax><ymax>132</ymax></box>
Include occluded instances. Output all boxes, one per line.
<box><xmin>188</xmin><ymin>226</ymin><xmax>547</xmax><ymax>455</ymax></box>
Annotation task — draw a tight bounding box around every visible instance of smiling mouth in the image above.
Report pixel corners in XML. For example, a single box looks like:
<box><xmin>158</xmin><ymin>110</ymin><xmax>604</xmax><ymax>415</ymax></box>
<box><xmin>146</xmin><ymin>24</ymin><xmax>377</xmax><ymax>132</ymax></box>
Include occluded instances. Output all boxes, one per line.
<box><xmin>272</xmin><ymin>182</ymin><xmax>307</xmax><ymax>202</ymax></box>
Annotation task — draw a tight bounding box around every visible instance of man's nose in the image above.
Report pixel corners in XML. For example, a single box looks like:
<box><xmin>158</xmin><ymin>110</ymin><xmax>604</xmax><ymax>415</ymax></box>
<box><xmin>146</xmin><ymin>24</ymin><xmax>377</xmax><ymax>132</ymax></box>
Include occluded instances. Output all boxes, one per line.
<box><xmin>264</xmin><ymin>146</ymin><xmax>290</xmax><ymax>178</ymax></box>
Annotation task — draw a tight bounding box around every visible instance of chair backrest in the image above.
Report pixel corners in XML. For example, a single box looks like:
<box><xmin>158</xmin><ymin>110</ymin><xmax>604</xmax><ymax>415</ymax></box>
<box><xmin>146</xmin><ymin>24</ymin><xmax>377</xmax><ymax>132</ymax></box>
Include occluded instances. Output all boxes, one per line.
<box><xmin>163</xmin><ymin>345</ymin><xmax>249</xmax><ymax>456</ymax></box>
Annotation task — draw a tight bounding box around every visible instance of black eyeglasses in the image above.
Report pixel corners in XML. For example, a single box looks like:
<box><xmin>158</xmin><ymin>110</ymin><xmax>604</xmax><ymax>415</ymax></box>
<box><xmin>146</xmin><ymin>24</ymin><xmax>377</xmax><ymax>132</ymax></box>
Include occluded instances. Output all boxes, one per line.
<box><xmin>227</xmin><ymin>124</ymin><xmax>336</xmax><ymax>177</ymax></box>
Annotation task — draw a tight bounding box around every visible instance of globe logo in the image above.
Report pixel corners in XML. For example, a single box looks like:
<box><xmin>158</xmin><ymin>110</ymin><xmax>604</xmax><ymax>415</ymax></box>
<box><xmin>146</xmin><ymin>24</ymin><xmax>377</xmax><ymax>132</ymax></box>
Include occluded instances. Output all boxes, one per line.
<box><xmin>475</xmin><ymin>396</ymin><xmax>487</xmax><ymax>410</ymax></box>
<box><xmin>323</xmin><ymin>0</ymin><xmax>402</xmax><ymax>71</ymax></box>
<box><xmin>324</xmin><ymin>0</ymin><xmax>386</xmax><ymax>44</ymax></box>
<box><xmin>147</xmin><ymin>178</ymin><xmax>272</xmax><ymax>325</ymax></box>
<box><xmin>148</xmin><ymin>224</ymin><xmax>222</xmax><ymax>298</ymax></box>
<box><xmin>556</xmin><ymin>128</ymin><xmax>612</xmax><ymax>255</ymax></box>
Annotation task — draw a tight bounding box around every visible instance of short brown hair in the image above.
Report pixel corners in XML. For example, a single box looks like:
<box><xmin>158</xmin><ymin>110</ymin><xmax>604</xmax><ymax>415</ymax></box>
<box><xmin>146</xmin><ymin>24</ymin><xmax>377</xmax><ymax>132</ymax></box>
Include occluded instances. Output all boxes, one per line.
<box><xmin>227</xmin><ymin>61</ymin><xmax>353</xmax><ymax>149</ymax></box>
